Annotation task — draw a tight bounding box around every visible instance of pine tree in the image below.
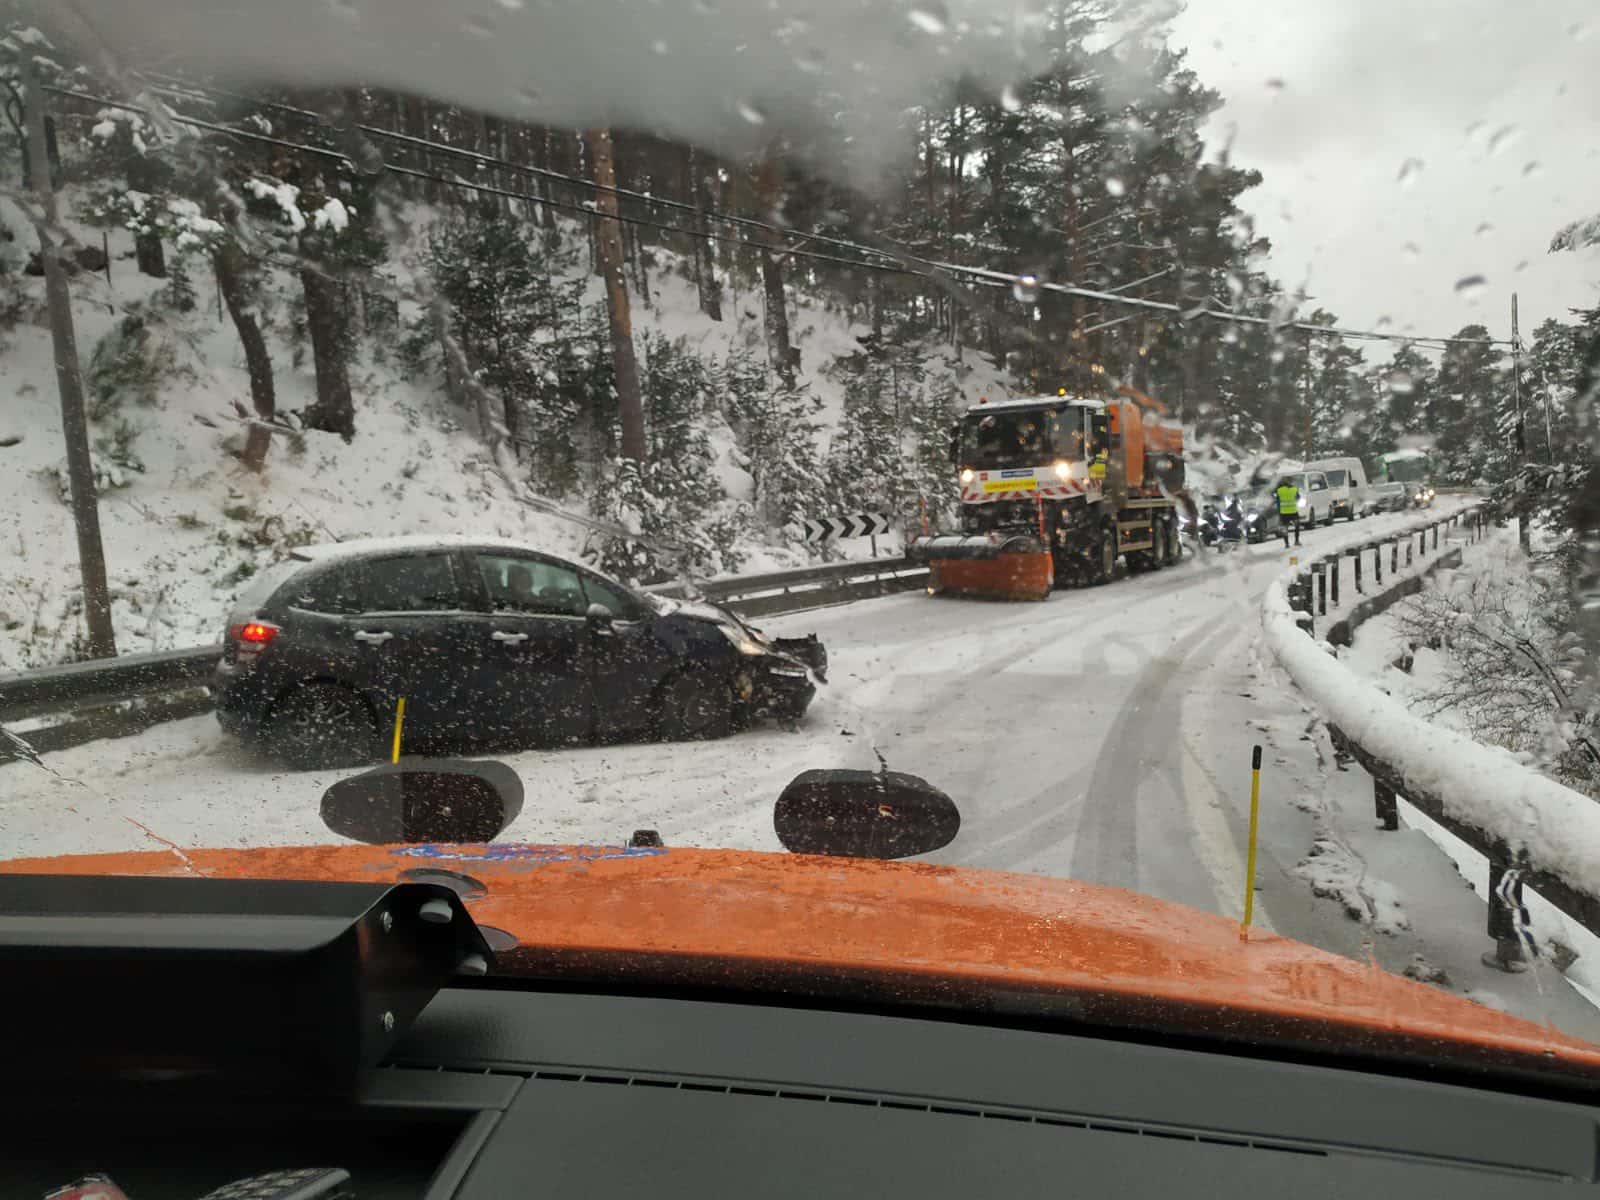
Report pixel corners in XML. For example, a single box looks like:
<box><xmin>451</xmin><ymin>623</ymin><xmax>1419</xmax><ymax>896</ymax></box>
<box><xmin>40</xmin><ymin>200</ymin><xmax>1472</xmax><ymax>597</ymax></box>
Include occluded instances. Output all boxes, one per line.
<box><xmin>422</xmin><ymin>214</ymin><xmax>590</xmax><ymax>493</ymax></box>
<box><xmin>1433</xmin><ymin>325</ymin><xmax>1507</xmax><ymax>484</ymax></box>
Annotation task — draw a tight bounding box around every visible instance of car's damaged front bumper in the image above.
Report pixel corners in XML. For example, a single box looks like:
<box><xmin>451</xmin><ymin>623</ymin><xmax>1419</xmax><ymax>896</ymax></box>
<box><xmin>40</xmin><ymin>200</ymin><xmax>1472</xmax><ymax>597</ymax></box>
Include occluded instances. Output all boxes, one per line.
<box><xmin>735</xmin><ymin>634</ymin><xmax>826</xmax><ymax>720</ymax></box>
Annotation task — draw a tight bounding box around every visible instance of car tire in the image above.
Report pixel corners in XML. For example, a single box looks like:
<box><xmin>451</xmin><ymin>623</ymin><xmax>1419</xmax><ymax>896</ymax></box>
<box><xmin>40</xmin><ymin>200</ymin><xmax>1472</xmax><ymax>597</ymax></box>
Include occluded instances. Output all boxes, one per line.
<box><xmin>269</xmin><ymin>683</ymin><xmax>380</xmax><ymax>770</ymax></box>
<box><xmin>654</xmin><ymin>669</ymin><xmax>734</xmax><ymax>741</ymax></box>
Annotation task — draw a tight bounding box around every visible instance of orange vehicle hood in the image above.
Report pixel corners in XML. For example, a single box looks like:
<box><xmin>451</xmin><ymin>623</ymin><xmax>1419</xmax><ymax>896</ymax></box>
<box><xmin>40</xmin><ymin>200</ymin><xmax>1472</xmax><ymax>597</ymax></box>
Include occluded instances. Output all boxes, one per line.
<box><xmin>6</xmin><ymin>841</ymin><xmax>1598</xmax><ymax>1086</ymax></box>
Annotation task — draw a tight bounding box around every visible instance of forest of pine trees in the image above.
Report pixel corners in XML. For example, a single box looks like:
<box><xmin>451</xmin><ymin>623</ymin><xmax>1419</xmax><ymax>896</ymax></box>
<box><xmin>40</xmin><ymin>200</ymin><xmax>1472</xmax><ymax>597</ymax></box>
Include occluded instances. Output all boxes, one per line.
<box><xmin>3</xmin><ymin>7</ymin><xmax>1596</xmax><ymax>585</ymax></box>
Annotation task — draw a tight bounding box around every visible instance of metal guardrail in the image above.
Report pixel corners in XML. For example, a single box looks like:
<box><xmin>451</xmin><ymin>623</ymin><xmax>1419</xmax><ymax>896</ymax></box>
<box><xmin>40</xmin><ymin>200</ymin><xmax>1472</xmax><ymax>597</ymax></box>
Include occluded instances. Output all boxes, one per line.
<box><xmin>0</xmin><ymin>556</ymin><xmax>929</xmax><ymax>760</ymax></box>
<box><xmin>1278</xmin><ymin>503</ymin><xmax>1593</xmax><ymax>970</ymax></box>
<box><xmin>1282</xmin><ymin>506</ymin><xmax>1490</xmax><ymax>643</ymax></box>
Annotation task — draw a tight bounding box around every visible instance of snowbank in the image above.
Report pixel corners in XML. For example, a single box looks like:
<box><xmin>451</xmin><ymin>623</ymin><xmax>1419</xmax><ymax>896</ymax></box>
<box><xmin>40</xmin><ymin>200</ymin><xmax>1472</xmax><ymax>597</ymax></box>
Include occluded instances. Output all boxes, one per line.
<box><xmin>1262</xmin><ymin>542</ymin><xmax>1600</xmax><ymax>906</ymax></box>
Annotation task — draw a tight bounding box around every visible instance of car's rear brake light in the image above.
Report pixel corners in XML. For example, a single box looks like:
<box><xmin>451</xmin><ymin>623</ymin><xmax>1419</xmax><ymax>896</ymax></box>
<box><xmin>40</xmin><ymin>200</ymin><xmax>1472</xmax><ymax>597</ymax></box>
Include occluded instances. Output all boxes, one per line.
<box><xmin>228</xmin><ymin>620</ymin><xmax>280</xmax><ymax>663</ymax></box>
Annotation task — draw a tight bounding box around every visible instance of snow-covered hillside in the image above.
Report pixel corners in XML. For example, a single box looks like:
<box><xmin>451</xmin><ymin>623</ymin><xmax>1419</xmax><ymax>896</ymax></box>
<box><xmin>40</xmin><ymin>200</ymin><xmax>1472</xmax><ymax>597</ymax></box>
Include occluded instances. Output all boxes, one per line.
<box><xmin>0</xmin><ymin>197</ymin><xmax>1013</xmax><ymax>671</ymax></box>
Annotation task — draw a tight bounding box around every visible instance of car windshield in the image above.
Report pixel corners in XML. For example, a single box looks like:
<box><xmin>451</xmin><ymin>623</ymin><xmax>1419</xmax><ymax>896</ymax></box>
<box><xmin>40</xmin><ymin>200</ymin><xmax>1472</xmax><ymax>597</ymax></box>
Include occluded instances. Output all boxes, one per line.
<box><xmin>4</xmin><ymin>0</ymin><xmax>1600</xmax><ymax>1084</ymax></box>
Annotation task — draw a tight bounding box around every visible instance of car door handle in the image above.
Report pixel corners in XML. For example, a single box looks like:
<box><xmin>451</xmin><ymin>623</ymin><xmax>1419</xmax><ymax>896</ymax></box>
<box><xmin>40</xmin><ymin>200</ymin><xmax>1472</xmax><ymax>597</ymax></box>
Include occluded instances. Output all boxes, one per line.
<box><xmin>353</xmin><ymin>630</ymin><xmax>394</xmax><ymax>645</ymax></box>
<box><xmin>491</xmin><ymin>630</ymin><xmax>529</xmax><ymax>645</ymax></box>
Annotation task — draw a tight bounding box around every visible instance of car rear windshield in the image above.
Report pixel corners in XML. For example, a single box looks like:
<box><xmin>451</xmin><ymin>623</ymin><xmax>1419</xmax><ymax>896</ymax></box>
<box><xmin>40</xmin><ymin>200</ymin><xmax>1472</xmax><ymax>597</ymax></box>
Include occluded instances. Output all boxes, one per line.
<box><xmin>228</xmin><ymin>560</ymin><xmax>302</xmax><ymax>623</ymax></box>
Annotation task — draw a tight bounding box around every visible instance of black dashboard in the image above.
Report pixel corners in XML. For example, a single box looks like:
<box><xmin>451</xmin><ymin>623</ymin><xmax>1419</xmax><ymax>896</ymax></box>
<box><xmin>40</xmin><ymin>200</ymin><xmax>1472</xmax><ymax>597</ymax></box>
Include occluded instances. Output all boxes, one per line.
<box><xmin>8</xmin><ymin>983</ymin><xmax>1600</xmax><ymax>1199</ymax></box>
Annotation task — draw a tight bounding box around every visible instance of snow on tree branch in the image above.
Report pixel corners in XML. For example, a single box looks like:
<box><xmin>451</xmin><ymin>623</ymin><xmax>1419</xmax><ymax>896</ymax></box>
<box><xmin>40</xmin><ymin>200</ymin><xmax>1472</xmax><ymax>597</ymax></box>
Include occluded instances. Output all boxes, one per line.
<box><xmin>1550</xmin><ymin>212</ymin><xmax>1600</xmax><ymax>253</ymax></box>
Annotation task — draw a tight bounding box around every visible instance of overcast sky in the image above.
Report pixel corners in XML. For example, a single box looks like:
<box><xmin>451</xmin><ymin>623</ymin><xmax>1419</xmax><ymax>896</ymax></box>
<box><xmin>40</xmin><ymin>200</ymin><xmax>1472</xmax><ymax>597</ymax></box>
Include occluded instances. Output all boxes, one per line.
<box><xmin>1169</xmin><ymin>0</ymin><xmax>1600</xmax><ymax>349</ymax></box>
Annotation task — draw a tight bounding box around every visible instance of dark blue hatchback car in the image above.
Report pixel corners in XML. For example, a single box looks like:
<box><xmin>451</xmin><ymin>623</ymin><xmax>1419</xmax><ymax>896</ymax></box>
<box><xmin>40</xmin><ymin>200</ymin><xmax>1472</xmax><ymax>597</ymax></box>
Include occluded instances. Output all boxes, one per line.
<box><xmin>212</xmin><ymin>537</ymin><xmax>824</xmax><ymax>767</ymax></box>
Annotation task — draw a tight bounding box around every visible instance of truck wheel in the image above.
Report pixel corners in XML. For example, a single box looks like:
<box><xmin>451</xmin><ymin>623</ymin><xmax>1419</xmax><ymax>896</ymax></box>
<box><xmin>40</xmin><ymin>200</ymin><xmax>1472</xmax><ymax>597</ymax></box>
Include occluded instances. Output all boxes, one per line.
<box><xmin>1151</xmin><ymin>518</ymin><xmax>1169</xmax><ymax>568</ymax></box>
<box><xmin>1091</xmin><ymin>525</ymin><xmax>1117</xmax><ymax>585</ymax></box>
<box><xmin>1167</xmin><ymin>517</ymin><xmax>1182</xmax><ymax>562</ymax></box>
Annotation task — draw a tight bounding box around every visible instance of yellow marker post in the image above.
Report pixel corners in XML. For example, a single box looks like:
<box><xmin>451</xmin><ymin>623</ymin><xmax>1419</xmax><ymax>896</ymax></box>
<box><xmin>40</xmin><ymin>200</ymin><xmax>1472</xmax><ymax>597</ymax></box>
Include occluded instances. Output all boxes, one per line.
<box><xmin>391</xmin><ymin>697</ymin><xmax>406</xmax><ymax>764</ymax></box>
<box><xmin>1241</xmin><ymin>744</ymin><xmax>1263</xmax><ymax>938</ymax></box>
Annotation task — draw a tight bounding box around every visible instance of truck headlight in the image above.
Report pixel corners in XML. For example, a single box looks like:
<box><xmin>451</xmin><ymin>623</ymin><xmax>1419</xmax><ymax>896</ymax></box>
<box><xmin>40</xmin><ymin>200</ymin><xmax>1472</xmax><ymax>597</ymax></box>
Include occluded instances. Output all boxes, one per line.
<box><xmin>960</xmin><ymin>468</ymin><xmax>975</xmax><ymax>484</ymax></box>
<box><xmin>1053</xmin><ymin>459</ymin><xmax>1073</xmax><ymax>480</ymax></box>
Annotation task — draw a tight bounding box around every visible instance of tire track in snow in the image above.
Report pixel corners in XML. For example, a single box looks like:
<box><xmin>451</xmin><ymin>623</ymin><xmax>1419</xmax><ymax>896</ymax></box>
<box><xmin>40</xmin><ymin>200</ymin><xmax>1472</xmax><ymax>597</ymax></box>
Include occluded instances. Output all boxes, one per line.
<box><xmin>949</xmin><ymin>614</ymin><xmax>1235</xmax><ymax>896</ymax></box>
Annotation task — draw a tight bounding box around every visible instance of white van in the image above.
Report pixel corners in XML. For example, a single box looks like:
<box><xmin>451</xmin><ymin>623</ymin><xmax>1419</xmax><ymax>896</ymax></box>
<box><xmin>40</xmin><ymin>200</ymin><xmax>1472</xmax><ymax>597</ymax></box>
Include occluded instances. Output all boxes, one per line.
<box><xmin>1280</xmin><ymin>469</ymin><xmax>1331</xmax><ymax>527</ymax></box>
<box><xmin>1306</xmin><ymin>457</ymin><xmax>1369</xmax><ymax>522</ymax></box>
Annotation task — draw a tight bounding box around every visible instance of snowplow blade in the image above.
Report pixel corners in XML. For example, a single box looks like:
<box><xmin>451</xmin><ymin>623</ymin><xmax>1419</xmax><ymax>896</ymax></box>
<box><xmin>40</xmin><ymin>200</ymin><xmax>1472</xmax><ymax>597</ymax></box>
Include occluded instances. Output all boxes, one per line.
<box><xmin>907</xmin><ymin>534</ymin><xmax>1053</xmax><ymax>602</ymax></box>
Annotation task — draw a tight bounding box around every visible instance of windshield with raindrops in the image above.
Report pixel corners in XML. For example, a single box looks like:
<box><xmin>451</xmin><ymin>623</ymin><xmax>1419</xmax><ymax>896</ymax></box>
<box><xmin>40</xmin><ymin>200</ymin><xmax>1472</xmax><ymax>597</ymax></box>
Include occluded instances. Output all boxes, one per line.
<box><xmin>2</xmin><ymin>0</ymin><xmax>1600</xmax><ymax>1069</ymax></box>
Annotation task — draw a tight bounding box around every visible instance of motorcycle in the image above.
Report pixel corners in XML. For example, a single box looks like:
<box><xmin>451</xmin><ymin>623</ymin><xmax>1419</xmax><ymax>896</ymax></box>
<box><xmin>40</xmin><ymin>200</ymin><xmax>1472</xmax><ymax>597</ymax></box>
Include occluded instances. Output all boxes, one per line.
<box><xmin>1199</xmin><ymin>496</ymin><xmax>1247</xmax><ymax>550</ymax></box>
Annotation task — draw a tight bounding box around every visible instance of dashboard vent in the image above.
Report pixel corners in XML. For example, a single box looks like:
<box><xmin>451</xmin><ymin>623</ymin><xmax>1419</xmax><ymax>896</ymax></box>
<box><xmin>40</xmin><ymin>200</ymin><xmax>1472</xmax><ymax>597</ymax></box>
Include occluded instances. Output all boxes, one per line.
<box><xmin>528</xmin><ymin>1069</ymin><xmax>1327</xmax><ymax>1159</ymax></box>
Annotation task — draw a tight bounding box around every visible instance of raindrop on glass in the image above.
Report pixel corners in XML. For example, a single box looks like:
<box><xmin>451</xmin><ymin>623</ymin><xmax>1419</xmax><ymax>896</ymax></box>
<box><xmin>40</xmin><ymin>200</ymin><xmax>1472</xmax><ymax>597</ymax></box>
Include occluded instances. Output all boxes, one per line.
<box><xmin>1474</xmin><ymin>222</ymin><xmax>1493</xmax><ymax>238</ymax></box>
<box><xmin>1387</xmin><ymin>369</ymin><xmax>1416</xmax><ymax>395</ymax></box>
<box><xmin>1264</xmin><ymin>77</ymin><xmax>1285</xmax><ymax>91</ymax></box>
<box><xmin>1000</xmin><ymin>84</ymin><xmax>1022</xmax><ymax>113</ymax></box>
<box><xmin>1396</xmin><ymin>158</ymin><xmax>1423</xmax><ymax>187</ymax></box>
<box><xmin>327</xmin><ymin>0</ymin><xmax>358</xmax><ymax>22</ymax></box>
<box><xmin>795</xmin><ymin>47</ymin><xmax>825</xmax><ymax>73</ymax></box>
<box><xmin>1375</xmin><ymin>314</ymin><xmax>1393</xmax><ymax>328</ymax></box>
<box><xmin>908</xmin><ymin>2</ymin><xmax>949</xmax><ymax>35</ymax></box>
<box><xmin>1402</xmin><ymin>242</ymin><xmax>1420</xmax><ymax>262</ymax></box>
<box><xmin>1453</xmin><ymin>274</ymin><xmax>1487</xmax><ymax>302</ymax></box>
<box><xmin>463</xmin><ymin>16</ymin><xmax>493</xmax><ymax>37</ymax></box>
<box><xmin>516</xmin><ymin>87</ymin><xmax>541</xmax><ymax>107</ymax></box>
<box><xmin>1225</xmin><ymin>273</ymin><xmax>1245</xmax><ymax>299</ymax></box>
<box><xmin>494</xmin><ymin>0</ymin><xmax>524</xmax><ymax>9</ymax></box>
<box><xmin>736</xmin><ymin>100</ymin><xmax>768</xmax><ymax>126</ymax></box>
<box><xmin>1012</xmin><ymin>272</ymin><xmax>1041</xmax><ymax>303</ymax></box>
<box><xmin>652</xmin><ymin>38</ymin><xmax>669</xmax><ymax>53</ymax></box>
<box><xmin>692</xmin><ymin>0</ymin><xmax>717</xmax><ymax>12</ymax></box>
<box><xmin>1487</xmin><ymin>124</ymin><xmax>1518</xmax><ymax>155</ymax></box>
<box><xmin>1220</xmin><ymin>325</ymin><xmax>1239</xmax><ymax>345</ymax></box>
<box><xmin>1105</xmin><ymin>177</ymin><xmax>1126</xmax><ymax>198</ymax></box>
<box><xmin>1522</xmin><ymin>161</ymin><xmax>1542</xmax><ymax>178</ymax></box>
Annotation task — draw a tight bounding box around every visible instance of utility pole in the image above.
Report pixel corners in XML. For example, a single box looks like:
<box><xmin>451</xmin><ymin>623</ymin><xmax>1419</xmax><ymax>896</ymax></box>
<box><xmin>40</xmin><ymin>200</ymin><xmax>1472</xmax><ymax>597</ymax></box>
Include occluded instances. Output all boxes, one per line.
<box><xmin>585</xmin><ymin>128</ymin><xmax>646</xmax><ymax>463</ymax></box>
<box><xmin>1302</xmin><ymin>331</ymin><xmax>1314</xmax><ymax>459</ymax></box>
<box><xmin>1512</xmin><ymin>292</ymin><xmax>1529</xmax><ymax>552</ymax></box>
<box><xmin>23</xmin><ymin>57</ymin><xmax>117</xmax><ymax>659</ymax></box>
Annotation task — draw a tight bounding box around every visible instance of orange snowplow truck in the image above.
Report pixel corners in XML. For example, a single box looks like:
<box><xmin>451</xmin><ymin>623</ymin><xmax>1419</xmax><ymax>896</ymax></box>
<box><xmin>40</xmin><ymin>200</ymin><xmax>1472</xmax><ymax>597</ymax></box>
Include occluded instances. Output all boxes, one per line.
<box><xmin>908</xmin><ymin>385</ymin><xmax>1186</xmax><ymax>599</ymax></box>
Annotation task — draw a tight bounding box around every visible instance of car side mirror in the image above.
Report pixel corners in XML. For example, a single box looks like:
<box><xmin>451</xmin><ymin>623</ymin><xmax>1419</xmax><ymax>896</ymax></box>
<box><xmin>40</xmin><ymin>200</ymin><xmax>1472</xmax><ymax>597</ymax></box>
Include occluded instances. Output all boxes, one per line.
<box><xmin>320</xmin><ymin>759</ymin><xmax>524</xmax><ymax>845</ymax></box>
<box><xmin>586</xmin><ymin>602</ymin><xmax>614</xmax><ymax>630</ymax></box>
<box><xmin>774</xmin><ymin>769</ymin><xmax>960</xmax><ymax>860</ymax></box>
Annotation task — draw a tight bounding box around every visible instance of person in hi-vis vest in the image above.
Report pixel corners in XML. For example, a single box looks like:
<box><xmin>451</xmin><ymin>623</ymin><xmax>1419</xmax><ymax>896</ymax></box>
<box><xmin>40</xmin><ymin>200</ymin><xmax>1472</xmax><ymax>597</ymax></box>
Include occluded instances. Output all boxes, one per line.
<box><xmin>1276</xmin><ymin>479</ymin><xmax>1301</xmax><ymax>547</ymax></box>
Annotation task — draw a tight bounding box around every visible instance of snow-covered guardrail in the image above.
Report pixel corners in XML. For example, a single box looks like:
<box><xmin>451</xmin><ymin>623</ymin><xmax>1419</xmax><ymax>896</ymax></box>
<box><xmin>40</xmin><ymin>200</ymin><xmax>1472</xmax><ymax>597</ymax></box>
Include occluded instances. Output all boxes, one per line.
<box><xmin>0</xmin><ymin>556</ymin><xmax>928</xmax><ymax>762</ymax></box>
<box><xmin>1263</xmin><ymin>504</ymin><xmax>1600</xmax><ymax>968</ymax></box>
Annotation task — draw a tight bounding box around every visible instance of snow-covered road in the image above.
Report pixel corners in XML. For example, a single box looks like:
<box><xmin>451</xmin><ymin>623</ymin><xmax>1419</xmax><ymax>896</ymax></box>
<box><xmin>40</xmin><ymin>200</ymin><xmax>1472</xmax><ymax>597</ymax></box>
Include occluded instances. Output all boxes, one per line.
<box><xmin>15</xmin><ymin>497</ymin><xmax>1600</xmax><ymax>1039</ymax></box>
<box><xmin>1</xmin><ymin>503</ymin><xmax>1455</xmax><ymax>900</ymax></box>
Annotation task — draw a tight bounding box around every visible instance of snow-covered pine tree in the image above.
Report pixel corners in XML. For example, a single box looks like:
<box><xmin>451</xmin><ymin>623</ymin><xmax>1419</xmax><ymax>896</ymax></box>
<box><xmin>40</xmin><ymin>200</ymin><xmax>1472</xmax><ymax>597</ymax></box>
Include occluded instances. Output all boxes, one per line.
<box><xmin>422</xmin><ymin>214</ymin><xmax>592</xmax><ymax>494</ymax></box>
<box><xmin>588</xmin><ymin>335</ymin><xmax>732</xmax><ymax>583</ymax></box>
<box><xmin>721</xmin><ymin>347</ymin><xmax>823</xmax><ymax>540</ymax></box>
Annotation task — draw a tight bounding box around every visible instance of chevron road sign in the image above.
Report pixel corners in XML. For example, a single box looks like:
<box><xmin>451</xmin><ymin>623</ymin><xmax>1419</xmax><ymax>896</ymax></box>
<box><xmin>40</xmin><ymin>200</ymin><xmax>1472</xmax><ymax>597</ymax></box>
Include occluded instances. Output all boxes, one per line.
<box><xmin>800</xmin><ymin>512</ymin><xmax>892</xmax><ymax>543</ymax></box>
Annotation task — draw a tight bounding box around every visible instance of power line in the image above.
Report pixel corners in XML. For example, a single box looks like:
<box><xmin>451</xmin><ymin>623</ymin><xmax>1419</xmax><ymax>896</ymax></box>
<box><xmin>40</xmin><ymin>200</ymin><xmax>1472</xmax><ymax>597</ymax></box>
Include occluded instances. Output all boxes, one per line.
<box><xmin>141</xmin><ymin>73</ymin><xmax>917</xmax><ymax>271</ymax></box>
<box><xmin>49</xmin><ymin>83</ymin><xmax>921</xmax><ymax>277</ymax></box>
<box><xmin>382</xmin><ymin>163</ymin><xmax>922</xmax><ymax>277</ymax></box>
<box><xmin>50</xmin><ymin>80</ymin><xmax>1513</xmax><ymax>350</ymax></box>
